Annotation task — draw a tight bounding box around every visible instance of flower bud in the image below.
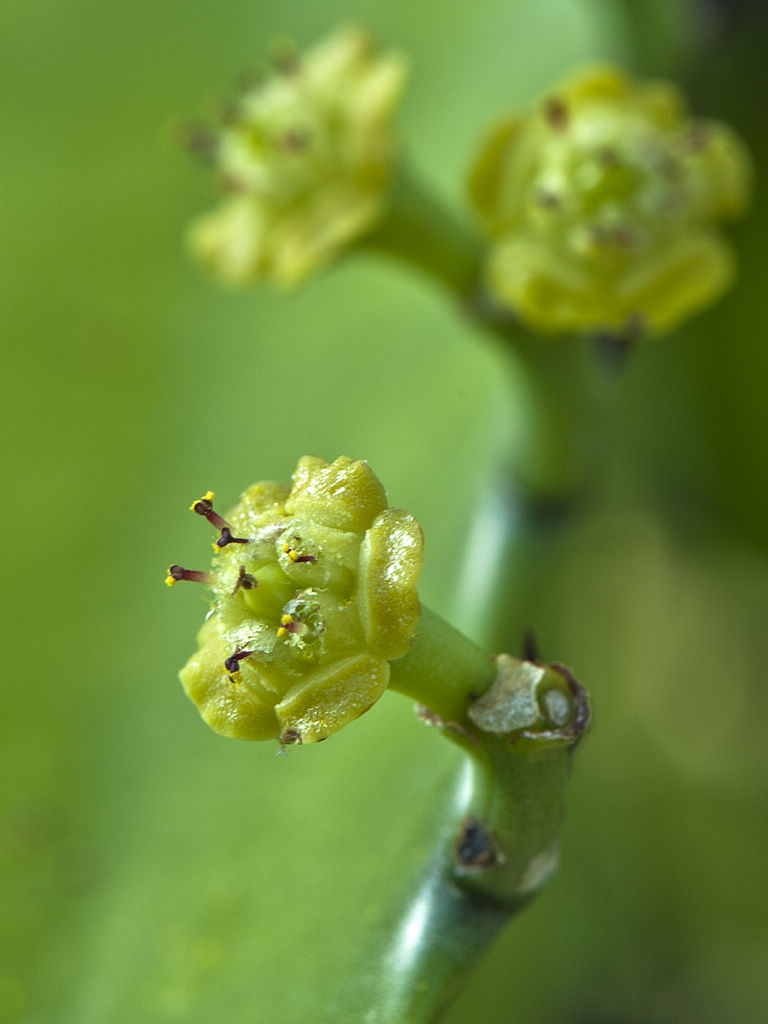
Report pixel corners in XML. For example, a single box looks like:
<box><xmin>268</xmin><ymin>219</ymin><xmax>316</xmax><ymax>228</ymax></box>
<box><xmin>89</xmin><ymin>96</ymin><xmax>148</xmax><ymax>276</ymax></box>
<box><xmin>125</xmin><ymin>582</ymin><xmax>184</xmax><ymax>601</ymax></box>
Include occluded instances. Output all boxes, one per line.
<box><xmin>171</xmin><ymin>457</ymin><xmax>423</xmax><ymax>745</ymax></box>
<box><xmin>468</xmin><ymin>64</ymin><xmax>752</xmax><ymax>337</ymax></box>
<box><xmin>186</xmin><ymin>26</ymin><xmax>407</xmax><ymax>288</ymax></box>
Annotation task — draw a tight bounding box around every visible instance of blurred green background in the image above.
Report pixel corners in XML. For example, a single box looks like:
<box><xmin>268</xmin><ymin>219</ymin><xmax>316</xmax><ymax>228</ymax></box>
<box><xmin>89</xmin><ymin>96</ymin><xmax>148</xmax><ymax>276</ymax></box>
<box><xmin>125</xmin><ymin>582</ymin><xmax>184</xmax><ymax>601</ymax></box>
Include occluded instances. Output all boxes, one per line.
<box><xmin>2</xmin><ymin>1</ymin><xmax>767</xmax><ymax>1021</ymax></box>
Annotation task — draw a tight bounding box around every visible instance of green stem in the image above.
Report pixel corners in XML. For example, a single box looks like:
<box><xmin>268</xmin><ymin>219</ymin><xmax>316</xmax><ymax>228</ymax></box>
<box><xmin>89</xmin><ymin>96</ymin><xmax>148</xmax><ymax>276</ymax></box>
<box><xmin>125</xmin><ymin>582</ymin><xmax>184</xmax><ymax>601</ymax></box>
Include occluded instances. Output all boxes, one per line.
<box><xmin>375</xmin><ymin>608</ymin><xmax>589</xmax><ymax>1023</ymax></box>
<box><xmin>448</xmin><ymin>331</ymin><xmax>622</xmax><ymax>651</ymax></box>
<box><xmin>388</xmin><ymin>606</ymin><xmax>496</xmax><ymax>725</ymax></box>
<box><xmin>358</xmin><ymin>160</ymin><xmax>605</xmax><ymax>1022</ymax></box>
<box><xmin>590</xmin><ymin>0</ymin><xmax>693</xmax><ymax>75</ymax></box>
<box><xmin>369</xmin><ymin>739</ymin><xmax>578</xmax><ymax>1022</ymax></box>
<box><xmin>360</xmin><ymin>168</ymin><xmax>484</xmax><ymax>298</ymax></box>
<box><xmin>364</xmin><ymin>168</ymin><xmax>623</xmax><ymax>514</ymax></box>
<box><xmin>502</xmin><ymin>333</ymin><xmax>604</xmax><ymax>504</ymax></box>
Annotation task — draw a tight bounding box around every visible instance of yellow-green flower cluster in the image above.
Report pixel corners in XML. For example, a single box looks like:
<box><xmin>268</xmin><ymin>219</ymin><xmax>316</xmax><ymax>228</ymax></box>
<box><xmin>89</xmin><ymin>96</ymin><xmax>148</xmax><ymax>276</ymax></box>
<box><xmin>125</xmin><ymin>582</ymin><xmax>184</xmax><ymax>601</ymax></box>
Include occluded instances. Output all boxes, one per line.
<box><xmin>171</xmin><ymin>457</ymin><xmax>423</xmax><ymax>745</ymax></box>
<box><xmin>468</xmin><ymin>64</ymin><xmax>752</xmax><ymax>337</ymax></box>
<box><xmin>189</xmin><ymin>26</ymin><xmax>407</xmax><ymax>288</ymax></box>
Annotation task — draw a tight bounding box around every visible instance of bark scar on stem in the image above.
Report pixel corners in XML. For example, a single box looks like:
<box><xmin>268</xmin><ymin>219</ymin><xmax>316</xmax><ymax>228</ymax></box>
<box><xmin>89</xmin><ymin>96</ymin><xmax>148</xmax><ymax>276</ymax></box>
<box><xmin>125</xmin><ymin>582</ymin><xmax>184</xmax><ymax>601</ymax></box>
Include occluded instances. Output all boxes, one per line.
<box><xmin>454</xmin><ymin>818</ymin><xmax>506</xmax><ymax>874</ymax></box>
<box><xmin>415</xmin><ymin>705</ymin><xmax>480</xmax><ymax>746</ymax></box>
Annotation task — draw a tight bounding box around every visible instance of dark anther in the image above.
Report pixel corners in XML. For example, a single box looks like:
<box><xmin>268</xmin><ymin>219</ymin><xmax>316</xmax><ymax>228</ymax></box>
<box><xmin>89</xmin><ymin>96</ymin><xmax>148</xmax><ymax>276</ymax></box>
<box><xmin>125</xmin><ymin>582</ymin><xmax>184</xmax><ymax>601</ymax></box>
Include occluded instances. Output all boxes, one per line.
<box><xmin>232</xmin><ymin>565</ymin><xmax>258</xmax><ymax>595</ymax></box>
<box><xmin>215</xmin><ymin>97</ymin><xmax>240</xmax><ymax>127</ymax></box>
<box><xmin>282</xmin><ymin>538</ymin><xmax>317</xmax><ymax>563</ymax></box>
<box><xmin>224</xmin><ymin>648</ymin><xmax>254</xmax><ymax>675</ymax></box>
<box><xmin>281</xmin><ymin>129</ymin><xmax>311</xmax><ymax>152</ymax></box>
<box><xmin>191</xmin><ymin>493</ymin><xmax>249</xmax><ymax>547</ymax></box>
<box><xmin>217</xmin><ymin>173</ymin><xmax>247</xmax><ymax>195</ymax></box>
<box><xmin>535</xmin><ymin>188</ymin><xmax>561</xmax><ymax>211</ymax></box>
<box><xmin>279</xmin><ymin>728</ymin><xmax>303</xmax><ymax>745</ymax></box>
<box><xmin>215</xmin><ymin>527</ymin><xmax>249</xmax><ymax>549</ymax></box>
<box><xmin>166</xmin><ymin>565</ymin><xmax>212</xmax><ymax>586</ymax></box>
<box><xmin>191</xmin><ymin>493</ymin><xmax>228</xmax><ymax>531</ymax></box>
<box><xmin>177</xmin><ymin>122</ymin><xmax>218</xmax><ymax>164</ymax></box>
<box><xmin>271</xmin><ymin>40</ymin><xmax>299</xmax><ymax>75</ymax></box>
<box><xmin>543</xmin><ymin>96</ymin><xmax>569</xmax><ymax>131</ymax></box>
<box><xmin>685</xmin><ymin>123</ymin><xmax>711</xmax><ymax>152</ymax></box>
<box><xmin>596</xmin><ymin>146</ymin><xmax>619</xmax><ymax>167</ymax></box>
<box><xmin>235</xmin><ymin>66</ymin><xmax>268</xmax><ymax>92</ymax></box>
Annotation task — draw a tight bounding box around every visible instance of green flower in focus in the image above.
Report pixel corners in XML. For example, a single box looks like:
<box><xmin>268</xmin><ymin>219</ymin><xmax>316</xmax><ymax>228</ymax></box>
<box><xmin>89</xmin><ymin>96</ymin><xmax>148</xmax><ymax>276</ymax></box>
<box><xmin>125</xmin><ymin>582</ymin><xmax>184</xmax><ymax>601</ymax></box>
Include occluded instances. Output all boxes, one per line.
<box><xmin>188</xmin><ymin>27</ymin><xmax>407</xmax><ymax>288</ymax></box>
<box><xmin>468</xmin><ymin>64</ymin><xmax>752</xmax><ymax>337</ymax></box>
<box><xmin>167</xmin><ymin>457</ymin><xmax>423</xmax><ymax>745</ymax></box>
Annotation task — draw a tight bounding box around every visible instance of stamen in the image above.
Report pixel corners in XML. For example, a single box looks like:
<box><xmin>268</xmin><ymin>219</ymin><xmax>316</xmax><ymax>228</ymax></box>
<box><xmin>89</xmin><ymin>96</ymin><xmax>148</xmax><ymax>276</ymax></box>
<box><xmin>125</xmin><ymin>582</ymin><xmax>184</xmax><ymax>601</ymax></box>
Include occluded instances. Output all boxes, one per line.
<box><xmin>596</xmin><ymin>146</ymin><xmax>619</xmax><ymax>167</ymax></box>
<box><xmin>271</xmin><ymin>39</ymin><xmax>299</xmax><ymax>75</ymax></box>
<box><xmin>224</xmin><ymin>648</ymin><xmax>254</xmax><ymax>676</ymax></box>
<box><xmin>543</xmin><ymin>96</ymin><xmax>569</xmax><ymax>132</ymax></box>
<box><xmin>232</xmin><ymin>565</ymin><xmax>258</xmax><ymax>595</ymax></box>
<box><xmin>281</xmin><ymin>129</ymin><xmax>311</xmax><ymax>152</ymax></box>
<box><xmin>535</xmin><ymin>188</ymin><xmax>561</xmax><ymax>211</ymax></box>
<box><xmin>190</xmin><ymin>491</ymin><xmax>249</xmax><ymax>549</ymax></box>
<box><xmin>217</xmin><ymin>173</ymin><xmax>247</xmax><ymax>195</ymax></box>
<box><xmin>165</xmin><ymin>565</ymin><xmax>213</xmax><ymax>587</ymax></box>
<box><xmin>277</xmin><ymin>613</ymin><xmax>308</xmax><ymax>639</ymax></box>
<box><xmin>281</xmin><ymin>540</ymin><xmax>317</xmax><ymax>563</ymax></box>
<box><xmin>177</xmin><ymin>122</ymin><xmax>218</xmax><ymax>164</ymax></box>
<box><xmin>235</xmin><ymin>66</ymin><xmax>269</xmax><ymax>92</ymax></box>
<box><xmin>214</xmin><ymin>527</ymin><xmax>249</xmax><ymax>551</ymax></box>
<box><xmin>190</xmin><ymin>491</ymin><xmax>228</xmax><ymax>531</ymax></box>
<box><xmin>685</xmin><ymin>123</ymin><xmax>711</xmax><ymax>152</ymax></box>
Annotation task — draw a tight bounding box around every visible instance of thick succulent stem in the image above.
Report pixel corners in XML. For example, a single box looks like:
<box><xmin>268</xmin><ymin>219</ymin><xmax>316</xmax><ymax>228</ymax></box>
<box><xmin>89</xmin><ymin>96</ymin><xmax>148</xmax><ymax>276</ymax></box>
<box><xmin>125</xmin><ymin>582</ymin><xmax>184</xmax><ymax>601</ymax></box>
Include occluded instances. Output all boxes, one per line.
<box><xmin>370</xmin><ymin>741</ymin><xmax>580</xmax><ymax>1024</ymax></box>
<box><xmin>360</xmin><ymin>168</ymin><xmax>485</xmax><ymax>299</ymax></box>
<box><xmin>378</xmin><ymin>609</ymin><xmax>590</xmax><ymax>1023</ymax></box>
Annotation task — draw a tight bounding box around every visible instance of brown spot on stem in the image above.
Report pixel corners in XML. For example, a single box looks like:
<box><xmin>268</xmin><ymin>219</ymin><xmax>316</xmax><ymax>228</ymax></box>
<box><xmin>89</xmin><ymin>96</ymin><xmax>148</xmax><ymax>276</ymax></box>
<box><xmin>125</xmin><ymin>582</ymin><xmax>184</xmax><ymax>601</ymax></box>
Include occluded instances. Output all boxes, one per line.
<box><xmin>455</xmin><ymin>818</ymin><xmax>505</xmax><ymax>873</ymax></box>
<box><xmin>415</xmin><ymin>706</ymin><xmax>480</xmax><ymax>746</ymax></box>
<box><xmin>522</xmin><ymin>628</ymin><xmax>540</xmax><ymax>663</ymax></box>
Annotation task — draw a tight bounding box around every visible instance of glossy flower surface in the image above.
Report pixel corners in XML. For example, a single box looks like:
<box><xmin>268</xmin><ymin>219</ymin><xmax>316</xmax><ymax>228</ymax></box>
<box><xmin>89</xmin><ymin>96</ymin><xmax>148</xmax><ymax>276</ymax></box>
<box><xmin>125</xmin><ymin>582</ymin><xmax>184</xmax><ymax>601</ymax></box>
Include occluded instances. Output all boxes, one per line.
<box><xmin>188</xmin><ymin>26</ymin><xmax>406</xmax><ymax>288</ymax></box>
<box><xmin>468</xmin><ymin>64</ymin><xmax>751</xmax><ymax>336</ymax></box>
<box><xmin>173</xmin><ymin>457</ymin><xmax>423</xmax><ymax>744</ymax></box>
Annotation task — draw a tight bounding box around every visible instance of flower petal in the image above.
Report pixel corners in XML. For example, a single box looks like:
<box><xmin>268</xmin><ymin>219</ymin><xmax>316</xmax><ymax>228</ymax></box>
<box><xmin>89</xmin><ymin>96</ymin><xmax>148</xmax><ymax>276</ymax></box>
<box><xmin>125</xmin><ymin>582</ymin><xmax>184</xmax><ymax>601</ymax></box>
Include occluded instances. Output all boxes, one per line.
<box><xmin>358</xmin><ymin>508</ymin><xmax>423</xmax><ymax>659</ymax></box>
<box><xmin>275</xmin><ymin>653</ymin><xmax>390</xmax><ymax>743</ymax></box>
<box><xmin>286</xmin><ymin>455</ymin><xmax>387</xmax><ymax>532</ymax></box>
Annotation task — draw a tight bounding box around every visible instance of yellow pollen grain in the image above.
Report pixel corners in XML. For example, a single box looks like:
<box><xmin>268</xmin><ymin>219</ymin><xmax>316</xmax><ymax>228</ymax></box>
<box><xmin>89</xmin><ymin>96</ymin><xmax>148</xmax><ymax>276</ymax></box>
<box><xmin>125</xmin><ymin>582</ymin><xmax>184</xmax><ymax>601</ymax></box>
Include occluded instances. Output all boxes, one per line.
<box><xmin>190</xmin><ymin>490</ymin><xmax>215</xmax><ymax>512</ymax></box>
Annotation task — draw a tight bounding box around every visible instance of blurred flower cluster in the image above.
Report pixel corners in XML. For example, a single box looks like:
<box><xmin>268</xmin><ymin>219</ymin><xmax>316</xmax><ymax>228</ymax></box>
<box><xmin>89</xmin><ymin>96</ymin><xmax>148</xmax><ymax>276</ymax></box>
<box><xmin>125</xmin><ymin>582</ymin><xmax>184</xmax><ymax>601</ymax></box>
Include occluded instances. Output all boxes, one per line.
<box><xmin>467</xmin><ymin>64</ymin><xmax>751</xmax><ymax>336</ymax></box>
<box><xmin>188</xmin><ymin>27</ymin><xmax>406</xmax><ymax>287</ymax></box>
